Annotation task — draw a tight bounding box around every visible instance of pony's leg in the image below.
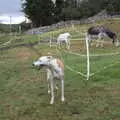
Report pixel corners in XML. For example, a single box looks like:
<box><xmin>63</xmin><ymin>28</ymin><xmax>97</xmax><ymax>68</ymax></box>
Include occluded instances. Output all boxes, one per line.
<box><xmin>67</xmin><ymin>39</ymin><xmax>70</xmax><ymax>49</ymax></box>
<box><xmin>100</xmin><ymin>38</ymin><xmax>104</xmax><ymax>48</ymax></box>
<box><xmin>59</xmin><ymin>42</ymin><xmax>61</xmax><ymax>49</ymax></box>
<box><xmin>96</xmin><ymin>37</ymin><xmax>100</xmax><ymax>47</ymax></box>
<box><xmin>66</xmin><ymin>42</ymin><xmax>69</xmax><ymax>50</ymax></box>
<box><xmin>64</xmin><ymin>40</ymin><xmax>68</xmax><ymax>49</ymax></box>
<box><xmin>96</xmin><ymin>33</ymin><xmax>102</xmax><ymax>47</ymax></box>
<box><xmin>115</xmin><ymin>39</ymin><xmax>120</xmax><ymax>46</ymax></box>
<box><xmin>97</xmin><ymin>33</ymin><xmax>105</xmax><ymax>47</ymax></box>
<box><xmin>57</xmin><ymin>41</ymin><xmax>61</xmax><ymax>49</ymax></box>
<box><xmin>86</xmin><ymin>34</ymin><xmax>92</xmax><ymax>47</ymax></box>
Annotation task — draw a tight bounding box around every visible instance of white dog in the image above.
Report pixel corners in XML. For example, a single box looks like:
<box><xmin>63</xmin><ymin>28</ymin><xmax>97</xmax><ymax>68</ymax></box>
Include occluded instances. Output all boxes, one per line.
<box><xmin>33</xmin><ymin>56</ymin><xmax>65</xmax><ymax>104</ymax></box>
<box><xmin>57</xmin><ymin>32</ymin><xmax>71</xmax><ymax>49</ymax></box>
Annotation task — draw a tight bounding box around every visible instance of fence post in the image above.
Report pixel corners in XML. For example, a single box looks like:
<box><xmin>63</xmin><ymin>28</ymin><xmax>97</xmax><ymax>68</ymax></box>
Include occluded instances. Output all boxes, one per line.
<box><xmin>85</xmin><ymin>34</ymin><xmax>90</xmax><ymax>80</ymax></box>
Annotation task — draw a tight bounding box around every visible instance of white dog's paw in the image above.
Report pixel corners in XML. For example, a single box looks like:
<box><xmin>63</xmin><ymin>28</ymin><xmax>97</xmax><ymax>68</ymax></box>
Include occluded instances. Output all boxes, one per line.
<box><xmin>61</xmin><ymin>97</ymin><xmax>65</xmax><ymax>102</ymax></box>
<box><xmin>50</xmin><ymin>100</ymin><xmax>54</xmax><ymax>104</ymax></box>
<box><xmin>50</xmin><ymin>98</ymin><xmax>54</xmax><ymax>104</ymax></box>
<box><xmin>48</xmin><ymin>90</ymin><xmax>50</xmax><ymax>94</ymax></box>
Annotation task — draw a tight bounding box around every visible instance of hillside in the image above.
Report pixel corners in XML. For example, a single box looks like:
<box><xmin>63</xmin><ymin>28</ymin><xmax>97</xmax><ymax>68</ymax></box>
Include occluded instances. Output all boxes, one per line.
<box><xmin>0</xmin><ymin>18</ymin><xmax>120</xmax><ymax>120</ymax></box>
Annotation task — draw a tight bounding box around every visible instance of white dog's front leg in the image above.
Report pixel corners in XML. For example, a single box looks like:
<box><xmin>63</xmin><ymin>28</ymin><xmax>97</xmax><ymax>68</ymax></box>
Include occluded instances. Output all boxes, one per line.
<box><xmin>50</xmin><ymin>79</ymin><xmax>54</xmax><ymax>104</ymax></box>
<box><xmin>47</xmin><ymin>79</ymin><xmax>51</xmax><ymax>94</ymax></box>
<box><xmin>61</xmin><ymin>79</ymin><xmax>65</xmax><ymax>102</ymax></box>
<box><xmin>54</xmin><ymin>80</ymin><xmax>58</xmax><ymax>90</ymax></box>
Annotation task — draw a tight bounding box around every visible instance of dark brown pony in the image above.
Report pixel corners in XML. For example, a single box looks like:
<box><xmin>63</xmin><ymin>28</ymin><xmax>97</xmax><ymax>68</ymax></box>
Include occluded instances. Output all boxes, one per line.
<box><xmin>86</xmin><ymin>26</ymin><xmax>119</xmax><ymax>47</ymax></box>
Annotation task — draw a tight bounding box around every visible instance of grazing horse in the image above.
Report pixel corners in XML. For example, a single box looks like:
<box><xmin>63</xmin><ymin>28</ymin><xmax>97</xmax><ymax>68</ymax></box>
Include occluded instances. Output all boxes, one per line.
<box><xmin>57</xmin><ymin>32</ymin><xmax>71</xmax><ymax>49</ymax></box>
<box><xmin>86</xmin><ymin>26</ymin><xmax>119</xmax><ymax>47</ymax></box>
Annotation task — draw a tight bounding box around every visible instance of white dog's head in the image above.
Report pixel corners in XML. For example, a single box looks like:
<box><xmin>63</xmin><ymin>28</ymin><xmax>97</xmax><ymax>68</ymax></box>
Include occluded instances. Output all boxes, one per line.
<box><xmin>33</xmin><ymin>56</ymin><xmax>53</xmax><ymax>70</ymax></box>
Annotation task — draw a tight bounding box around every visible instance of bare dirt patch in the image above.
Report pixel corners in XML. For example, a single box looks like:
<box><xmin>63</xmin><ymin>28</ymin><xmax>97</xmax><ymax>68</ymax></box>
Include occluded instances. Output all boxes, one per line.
<box><xmin>17</xmin><ymin>51</ymin><xmax>31</xmax><ymax>60</ymax></box>
<box><xmin>15</xmin><ymin>47</ymin><xmax>38</xmax><ymax>61</ymax></box>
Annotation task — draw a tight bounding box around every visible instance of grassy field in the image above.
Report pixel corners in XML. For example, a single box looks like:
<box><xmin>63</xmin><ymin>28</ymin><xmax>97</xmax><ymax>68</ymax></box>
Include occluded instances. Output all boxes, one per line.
<box><xmin>0</xmin><ymin>19</ymin><xmax>120</xmax><ymax>120</ymax></box>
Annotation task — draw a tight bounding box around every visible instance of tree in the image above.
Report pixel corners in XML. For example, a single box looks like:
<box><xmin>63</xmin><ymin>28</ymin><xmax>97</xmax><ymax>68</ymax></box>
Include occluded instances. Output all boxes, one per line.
<box><xmin>62</xmin><ymin>0</ymin><xmax>82</xmax><ymax>20</ymax></box>
<box><xmin>22</xmin><ymin>0</ymin><xmax>55</xmax><ymax>27</ymax></box>
<box><xmin>22</xmin><ymin>0</ymin><xmax>120</xmax><ymax>27</ymax></box>
<box><xmin>107</xmin><ymin>0</ymin><xmax>120</xmax><ymax>15</ymax></box>
<box><xmin>54</xmin><ymin>0</ymin><xmax>64</xmax><ymax>22</ymax></box>
<box><xmin>64</xmin><ymin>0</ymin><xmax>78</xmax><ymax>8</ymax></box>
<box><xmin>78</xmin><ymin>0</ymin><xmax>110</xmax><ymax>18</ymax></box>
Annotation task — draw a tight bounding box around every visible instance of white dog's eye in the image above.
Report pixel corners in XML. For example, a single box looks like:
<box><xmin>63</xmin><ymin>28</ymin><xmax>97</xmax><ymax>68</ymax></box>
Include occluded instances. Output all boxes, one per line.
<box><xmin>47</xmin><ymin>56</ymin><xmax>52</xmax><ymax>59</ymax></box>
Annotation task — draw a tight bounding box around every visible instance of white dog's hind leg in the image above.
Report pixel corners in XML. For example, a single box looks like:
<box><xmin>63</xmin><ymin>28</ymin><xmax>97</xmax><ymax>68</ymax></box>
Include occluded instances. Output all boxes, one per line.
<box><xmin>50</xmin><ymin>79</ymin><xmax>55</xmax><ymax>104</ymax></box>
<box><xmin>61</xmin><ymin>79</ymin><xmax>65</xmax><ymax>102</ymax></box>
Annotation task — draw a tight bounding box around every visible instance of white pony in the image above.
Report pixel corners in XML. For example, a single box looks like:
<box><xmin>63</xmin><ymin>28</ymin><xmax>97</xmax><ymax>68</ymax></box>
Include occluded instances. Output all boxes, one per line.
<box><xmin>57</xmin><ymin>32</ymin><xmax>71</xmax><ymax>49</ymax></box>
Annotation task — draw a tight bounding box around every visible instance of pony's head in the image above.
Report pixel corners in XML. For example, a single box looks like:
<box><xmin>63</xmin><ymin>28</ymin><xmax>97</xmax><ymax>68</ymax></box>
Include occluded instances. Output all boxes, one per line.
<box><xmin>111</xmin><ymin>33</ymin><xmax>119</xmax><ymax>46</ymax></box>
<box><xmin>106</xmin><ymin>31</ymin><xmax>119</xmax><ymax>45</ymax></box>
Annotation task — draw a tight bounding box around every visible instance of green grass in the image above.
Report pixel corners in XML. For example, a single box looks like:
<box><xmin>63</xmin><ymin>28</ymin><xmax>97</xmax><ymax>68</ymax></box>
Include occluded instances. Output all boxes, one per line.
<box><xmin>0</xmin><ymin>19</ymin><xmax>120</xmax><ymax>120</ymax></box>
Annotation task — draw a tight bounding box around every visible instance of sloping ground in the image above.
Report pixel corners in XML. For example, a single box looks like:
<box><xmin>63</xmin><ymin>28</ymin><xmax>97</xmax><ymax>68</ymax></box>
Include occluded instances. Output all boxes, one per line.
<box><xmin>0</xmin><ymin>19</ymin><xmax>120</xmax><ymax>120</ymax></box>
<box><xmin>0</xmin><ymin>17</ymin><xmax>120</xmax><ymax>51</ymax></box>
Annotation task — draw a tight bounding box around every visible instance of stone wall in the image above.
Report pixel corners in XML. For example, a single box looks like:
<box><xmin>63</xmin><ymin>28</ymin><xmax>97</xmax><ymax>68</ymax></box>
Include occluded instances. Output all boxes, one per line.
<box><xmin>25</xmin><ymin>20</ymin><xmax>91</xmax><ymax>34</ymax></box>
<box><xmin>25</xmin><ymin>11</ymin><xmax>120</xmax><ymax>34</ymax></box>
